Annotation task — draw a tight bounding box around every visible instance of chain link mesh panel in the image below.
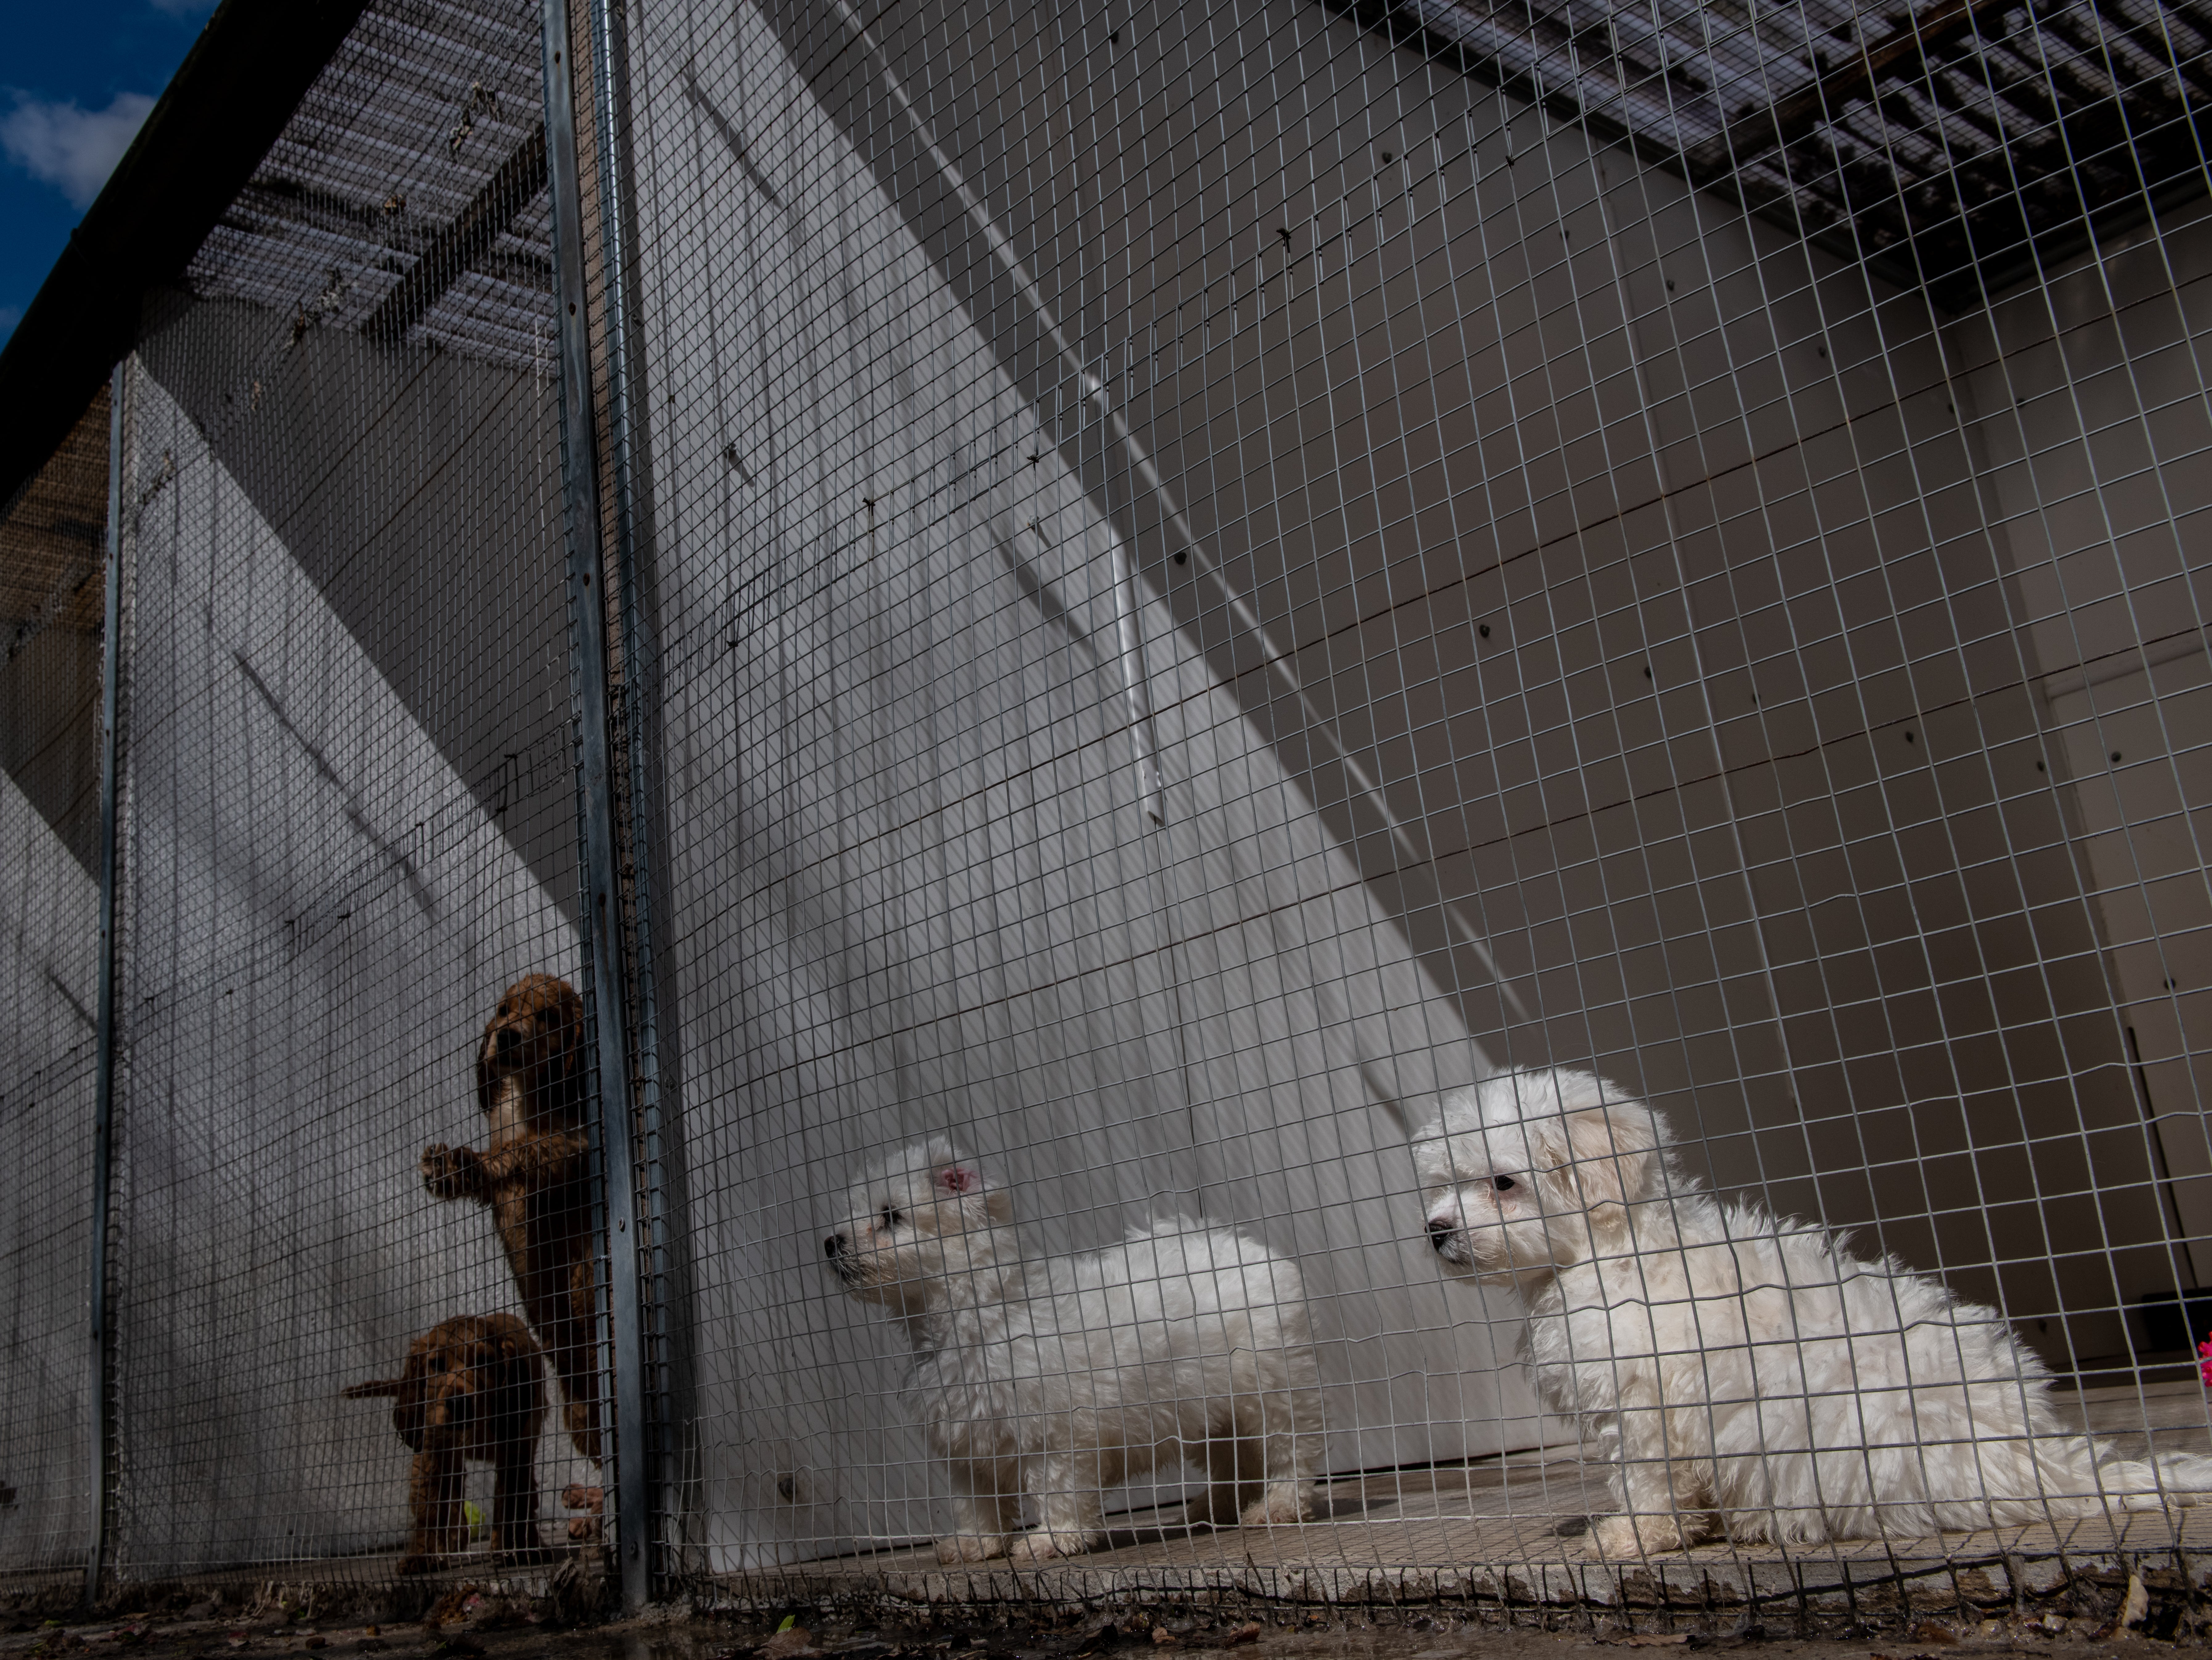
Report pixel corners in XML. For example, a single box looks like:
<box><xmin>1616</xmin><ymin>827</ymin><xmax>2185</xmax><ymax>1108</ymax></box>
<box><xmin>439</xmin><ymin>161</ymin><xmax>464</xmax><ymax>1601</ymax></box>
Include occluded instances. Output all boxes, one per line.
<box><xmin>0</xmin><ymin>388</ymin><xmax>108</xmax><ymax>1588</ymax></box>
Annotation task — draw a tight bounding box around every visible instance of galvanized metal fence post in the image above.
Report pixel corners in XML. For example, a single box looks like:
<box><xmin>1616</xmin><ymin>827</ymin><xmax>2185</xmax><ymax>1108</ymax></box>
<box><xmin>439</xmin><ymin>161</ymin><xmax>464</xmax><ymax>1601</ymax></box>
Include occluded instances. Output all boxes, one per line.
<box><xmin>84</xmin><ymin>360</ymin><xmax>126</xmax><ymax>1611</ymax></box>
<box><xmin>578</xmin><ymin>0</ymin><xmax>695</xmax><ymax>1590</ymax></box>
<box><xmin>541</xmin><ymin>0</ymin><xmax>652</xmax><ymax>1610</ymax></box>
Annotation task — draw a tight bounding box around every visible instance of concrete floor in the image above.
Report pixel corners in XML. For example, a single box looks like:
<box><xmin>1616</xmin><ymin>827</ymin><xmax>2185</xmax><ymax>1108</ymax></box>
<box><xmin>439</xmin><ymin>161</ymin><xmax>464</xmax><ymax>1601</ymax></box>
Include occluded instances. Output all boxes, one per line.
<box><xmin>11</xmin><ymin>1385</ymin><xmax>2212</xmax><ymax>1624</ymax></box>
<box><xmin>719</xmin><ymin>1385</ymin><xmax>2212</xmax><ymax>1611</ymax></box>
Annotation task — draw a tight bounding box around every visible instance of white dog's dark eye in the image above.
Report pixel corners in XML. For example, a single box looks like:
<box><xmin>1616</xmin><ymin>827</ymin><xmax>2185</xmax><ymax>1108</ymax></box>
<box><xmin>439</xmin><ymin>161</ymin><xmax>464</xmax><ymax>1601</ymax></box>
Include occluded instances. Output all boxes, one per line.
<box><xmin>1493</xmin><ymin>1175</ymin><xmax>1517</xmax><ymax>1192</ymax></box>
<box><xmin>880</xmin><ymin>1207</ymin><xmax>903</xmax><ymax>1228</ymax></box>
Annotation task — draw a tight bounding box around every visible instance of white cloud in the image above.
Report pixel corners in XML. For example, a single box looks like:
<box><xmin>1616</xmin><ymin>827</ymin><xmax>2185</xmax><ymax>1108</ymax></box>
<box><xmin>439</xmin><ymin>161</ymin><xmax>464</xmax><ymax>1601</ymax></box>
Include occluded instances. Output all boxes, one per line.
<box><xmin>1</xmin><ymin>91</ymin><xmax>156</xmax><ymax>211</ymax></box>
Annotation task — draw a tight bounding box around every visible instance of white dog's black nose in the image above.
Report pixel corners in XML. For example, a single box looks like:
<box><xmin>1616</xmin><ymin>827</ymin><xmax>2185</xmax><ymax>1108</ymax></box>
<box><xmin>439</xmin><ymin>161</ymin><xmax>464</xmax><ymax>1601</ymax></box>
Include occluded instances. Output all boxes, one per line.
<box><xmin>1426</xmin><ymin>1216</ymin><xmax>1456</xmax><ymax>1251</ymax></box>
<box><xmin>824</xmin><ymin>1233</ymin><xmax>846</xmax><ymax>1257</ymax></box>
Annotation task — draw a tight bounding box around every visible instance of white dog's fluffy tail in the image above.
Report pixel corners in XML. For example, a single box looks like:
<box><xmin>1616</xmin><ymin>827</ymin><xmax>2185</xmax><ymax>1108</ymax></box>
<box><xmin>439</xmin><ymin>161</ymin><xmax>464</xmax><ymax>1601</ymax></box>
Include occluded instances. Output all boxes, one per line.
<box><xmin>2092</xmin><ymin>1450</ymin><xmax>2212</xmax><ymax>1510</ymax></box>
<box><xmin>1975</xmin><ymin>1435</ymin><xmax>2212</xmax><ymax>1524</ymax></box>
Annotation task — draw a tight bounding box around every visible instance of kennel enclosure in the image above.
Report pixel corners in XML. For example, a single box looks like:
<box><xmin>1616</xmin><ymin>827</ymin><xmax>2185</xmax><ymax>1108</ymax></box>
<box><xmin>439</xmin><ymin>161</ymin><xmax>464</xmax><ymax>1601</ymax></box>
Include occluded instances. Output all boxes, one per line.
<box><xmin>0</xmin><ymin>0</ymin><xmax>2209</xmax><ymax>1610</ymax></box>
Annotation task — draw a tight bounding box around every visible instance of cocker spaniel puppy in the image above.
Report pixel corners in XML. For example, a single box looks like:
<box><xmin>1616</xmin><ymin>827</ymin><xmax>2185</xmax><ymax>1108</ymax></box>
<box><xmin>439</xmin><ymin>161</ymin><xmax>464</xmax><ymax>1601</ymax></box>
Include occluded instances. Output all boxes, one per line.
<box><xmin>344</xmin><ymin>1313</ymin><xmax>547</xmax><ymax>1574</ymax></box>
<box><xmin>421</xmin><ymin>974</ymin><xmax>601</xmax><ymax>1465</ymax></box>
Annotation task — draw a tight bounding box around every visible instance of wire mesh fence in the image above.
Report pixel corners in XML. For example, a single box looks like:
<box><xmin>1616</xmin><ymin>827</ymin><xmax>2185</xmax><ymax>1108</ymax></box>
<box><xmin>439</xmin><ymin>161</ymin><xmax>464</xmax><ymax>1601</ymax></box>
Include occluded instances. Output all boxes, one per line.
<box><xmin>2</xmin><ymin>0</ymin><xmax>2210</xmax><ymax>1613</ymax></box>
<box><xmin>0</xmin><ymin>387</ymin><xmax>109</xmax><ymax>1588</ymax></box>
<box><xmin>94</xmin><ymin>0</ymin><xmax>597</xmax><ymax>1587</ymax></box>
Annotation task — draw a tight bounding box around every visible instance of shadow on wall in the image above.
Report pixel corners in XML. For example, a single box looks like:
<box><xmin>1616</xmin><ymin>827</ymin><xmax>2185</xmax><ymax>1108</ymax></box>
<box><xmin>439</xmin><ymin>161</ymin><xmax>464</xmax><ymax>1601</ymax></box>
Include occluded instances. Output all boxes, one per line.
<box><xmin>0</xmin><ymin>769</ymin><xmax>98</xmax><ymax>1574</ymax></box>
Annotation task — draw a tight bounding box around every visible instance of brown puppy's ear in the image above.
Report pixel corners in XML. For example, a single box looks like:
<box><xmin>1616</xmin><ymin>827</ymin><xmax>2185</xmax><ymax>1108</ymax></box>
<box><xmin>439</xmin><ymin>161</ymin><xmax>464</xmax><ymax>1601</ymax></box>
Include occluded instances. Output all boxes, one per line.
<box><xmin>390</xmin><ymin>1371</ymin><xmax>432</xmax><ymax>1448</ymax></box>
<box><xmin>476</xmin><ymin>992</ymin><xmax>507</xmax><ymax>1116</ymax></box>
<box><xmin>491</xmin><ymin>1316</ymin><xmax>539</xmax><ymax>1369</ymax></box>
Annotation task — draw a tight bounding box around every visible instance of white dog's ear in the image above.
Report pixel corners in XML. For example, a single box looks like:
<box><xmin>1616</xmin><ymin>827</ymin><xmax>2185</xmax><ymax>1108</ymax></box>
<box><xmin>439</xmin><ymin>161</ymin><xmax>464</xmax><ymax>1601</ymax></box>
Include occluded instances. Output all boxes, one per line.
<box><xmin>1557</xmin><ymin>1104</ymin><xmax>1658</xmax><ymax>1218</ymax></box>
<box><xmin>934</xmin><ymin>1158</ymin><xmax>1013</xmax><ymax>1223</ymax></box>
<box><xmin>935</xmin><ymin>1160</ymin><xmax>983</xmax><ymax>1196</ymax></box>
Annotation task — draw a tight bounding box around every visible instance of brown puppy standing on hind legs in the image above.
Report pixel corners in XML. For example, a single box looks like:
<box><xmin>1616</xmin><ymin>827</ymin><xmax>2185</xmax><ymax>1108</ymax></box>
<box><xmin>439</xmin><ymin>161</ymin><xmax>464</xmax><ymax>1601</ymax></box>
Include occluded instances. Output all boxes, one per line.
<box><xmin>420</xmin><ymin>974</ymin><xmax>604</xmax><ymax>1531</ymax></box>
<box><xmin>343</xmin><ymin>1314</ymin><xmax>548</xmax><ymax>1574</ymax></box>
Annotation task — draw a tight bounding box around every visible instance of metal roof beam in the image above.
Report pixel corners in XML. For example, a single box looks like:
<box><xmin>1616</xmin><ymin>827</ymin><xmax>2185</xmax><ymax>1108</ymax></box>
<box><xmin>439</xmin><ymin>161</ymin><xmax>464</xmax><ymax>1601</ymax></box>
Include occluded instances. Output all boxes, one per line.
<box><xmin>1687</xmin><ymin>0</ymin><xmax>2021</xmax><ymax>175</ymax></box>
<box><xmin>0</xmin><ymin>0</ymin><xmax>370</xmax><ymax>515</ymax></box>
<box><xmin>362</xmin><ymin>122</ymin><xmax>550</xmax><ymax>343</ymax></box>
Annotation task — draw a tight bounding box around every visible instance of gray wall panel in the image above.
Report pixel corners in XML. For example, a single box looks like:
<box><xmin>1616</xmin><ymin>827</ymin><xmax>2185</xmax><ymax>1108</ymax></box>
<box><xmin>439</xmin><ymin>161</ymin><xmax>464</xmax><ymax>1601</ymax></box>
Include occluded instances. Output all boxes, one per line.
<box><xmin>137</xmin><ymin>296</ymin><xmax>581</xmax><ymax>929</ymax></box>
<box><xmin>0</xmin><ymin>763</ymin><xmax>97</xmax><ymax>1573</ymax></box>
<box><xmin>1957</xmin><ymin>206</ymin><xmax>2212</xmax><ymax>1293</ymax></box>
<box><xmin>763</xmin><ymin>0</ymin><xmax>2193</xmax><ymax>1368</ymax></box>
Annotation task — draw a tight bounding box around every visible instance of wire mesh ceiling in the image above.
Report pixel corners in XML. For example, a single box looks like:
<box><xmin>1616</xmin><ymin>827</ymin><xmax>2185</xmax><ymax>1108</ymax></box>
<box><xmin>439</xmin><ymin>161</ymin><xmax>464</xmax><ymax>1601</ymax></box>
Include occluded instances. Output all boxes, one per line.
<box><xmin>1343</xmin><ymin>0</ymin><xmax>2212</xmax><ymax>306</ymax></box>
<box><xmin>181</xmin><ymin>0</ymin><xmax>553</xmax><ymax>370</ymax></box>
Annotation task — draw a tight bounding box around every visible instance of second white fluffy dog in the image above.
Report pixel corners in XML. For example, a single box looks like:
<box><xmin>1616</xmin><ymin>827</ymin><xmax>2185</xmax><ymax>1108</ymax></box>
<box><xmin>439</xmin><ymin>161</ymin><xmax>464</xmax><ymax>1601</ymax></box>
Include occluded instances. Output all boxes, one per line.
<box><xmin>826</xmin><ymin>1138</ymin><xmax>1321</xmax><ymax>1564</ymax></box>
<box><xmin>1415</xmin><ymin>1067</ymin><xmax>2212</xmax><ymax>1554</ymax></box>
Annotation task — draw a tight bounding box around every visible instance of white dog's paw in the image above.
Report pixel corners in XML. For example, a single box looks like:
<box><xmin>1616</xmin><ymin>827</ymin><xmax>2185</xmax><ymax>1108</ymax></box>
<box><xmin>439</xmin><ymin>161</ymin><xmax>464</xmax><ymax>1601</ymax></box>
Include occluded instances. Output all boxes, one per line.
<box><xmin>1238</xmin><ymin>1485</ymin><xmax>1315</xmax><ymax>1527</ymax></box>
<box><xmin>1182</xmin><ymin>1489</ymin><xmax>1232</xmax><ymax>1528</ymax></box>
<box><xmin>1588</xmin><ymin>1513</ymin><xmax>1688</xmax><ymax>1557</ymax></box>
<box><xmin>1004</xmin><ymin>1529</ymin><xmax>1092</xmax><ymax>1564</ymax></box>
<box><xmin>933</xmin><ymin>1533</ymin><xmax>1008</xmax><ymax>1563</ymax></box>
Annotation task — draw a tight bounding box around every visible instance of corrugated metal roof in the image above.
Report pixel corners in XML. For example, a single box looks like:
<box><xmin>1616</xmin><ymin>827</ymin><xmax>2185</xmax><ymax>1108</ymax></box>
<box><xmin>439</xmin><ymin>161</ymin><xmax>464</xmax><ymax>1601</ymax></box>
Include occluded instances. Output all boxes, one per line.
<box><xmin>1352</xmin><ymin>0</ymin><xmax>2212</xmax><ymax>305</ymax></box>
<box><xmin>182</xmin><ymin>0</ymin><xmax>553</xmax><ymax>371</ymax></box>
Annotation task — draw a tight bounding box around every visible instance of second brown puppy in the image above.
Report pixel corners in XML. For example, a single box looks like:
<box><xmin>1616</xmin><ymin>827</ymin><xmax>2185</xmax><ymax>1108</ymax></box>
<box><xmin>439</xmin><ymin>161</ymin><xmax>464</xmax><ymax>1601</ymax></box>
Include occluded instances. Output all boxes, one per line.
<box><xmin>421</xmin><ymin>973</ymin><xmax>602</xmax><ymax>1463</ymax></box>
<box><xmin>344</xmin><ymin>1313</ymin><xmax>547</xmax><ymax>1574</ymax></box>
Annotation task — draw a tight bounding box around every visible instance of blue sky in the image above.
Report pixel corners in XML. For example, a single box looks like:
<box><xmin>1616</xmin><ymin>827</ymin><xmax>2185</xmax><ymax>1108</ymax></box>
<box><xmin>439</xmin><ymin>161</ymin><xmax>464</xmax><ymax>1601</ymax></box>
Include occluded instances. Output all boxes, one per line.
<box><xmin>0</xmin><ymin>0</ymin><xmax>216</xmax><ymax>345</ymax></box>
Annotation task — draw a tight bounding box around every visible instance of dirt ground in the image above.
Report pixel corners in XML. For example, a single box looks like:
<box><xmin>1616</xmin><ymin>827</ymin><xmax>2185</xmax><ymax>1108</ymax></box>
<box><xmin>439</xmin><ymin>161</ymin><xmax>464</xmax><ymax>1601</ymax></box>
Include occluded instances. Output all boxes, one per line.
<box><xmin>3</xmin><ymin>1589</ymin><xmax>2207</xmax><ymax>1660</ymax></box>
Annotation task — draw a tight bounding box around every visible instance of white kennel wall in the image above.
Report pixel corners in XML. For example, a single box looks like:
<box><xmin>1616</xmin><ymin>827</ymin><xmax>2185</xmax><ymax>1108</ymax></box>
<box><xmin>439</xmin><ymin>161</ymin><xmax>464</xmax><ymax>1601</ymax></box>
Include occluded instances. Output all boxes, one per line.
<box><xmin>89</xmin><ymin>0</ymin><xmax>597</xmax><ymax>1580</ymax></box>
<box><xmin>108</xmin><ymin>341</ymin><xmax>585</xmax><ymax>1575</ymax></box>
<box><xmin>617</xmin><ymin>0</ymin><xmax>1548</xmax><ymax>1572</ymax></box>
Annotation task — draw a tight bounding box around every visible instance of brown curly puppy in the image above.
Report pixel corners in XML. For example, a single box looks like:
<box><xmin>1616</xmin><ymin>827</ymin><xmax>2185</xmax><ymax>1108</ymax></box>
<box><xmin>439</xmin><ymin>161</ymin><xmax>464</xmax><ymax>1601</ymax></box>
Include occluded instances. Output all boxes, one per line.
<box><xmin>344</xmin><ymin>1313</ymin><xmax>547</xmax><ymax>1574</ymax></box>
<box><xmin>421</xmin><ymin>974</ymin><xmax>602</xmax><ymax>1464</ymax></box>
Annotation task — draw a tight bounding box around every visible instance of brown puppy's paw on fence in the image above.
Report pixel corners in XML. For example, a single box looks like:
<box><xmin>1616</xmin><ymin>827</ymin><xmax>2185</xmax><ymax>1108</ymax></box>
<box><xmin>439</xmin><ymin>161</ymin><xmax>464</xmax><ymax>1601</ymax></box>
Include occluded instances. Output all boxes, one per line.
<box><xmin>421</xmin><ymin>974</ymin><xmax>601</xmax><ymax>1466</ymax></box>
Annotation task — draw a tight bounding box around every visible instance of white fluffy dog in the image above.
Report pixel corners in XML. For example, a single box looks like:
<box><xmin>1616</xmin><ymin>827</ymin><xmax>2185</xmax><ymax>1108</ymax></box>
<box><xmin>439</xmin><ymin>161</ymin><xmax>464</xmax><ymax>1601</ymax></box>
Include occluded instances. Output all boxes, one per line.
<box><xmin>825</xmin><ymin>1138</ymin><xmax>1321</xmax><ymax>1564</ymax></box>
<box><xmin>1414</xmin><ymin>1066</ymin><xmax>2212</xmax><ymax>1554</ymax></box>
